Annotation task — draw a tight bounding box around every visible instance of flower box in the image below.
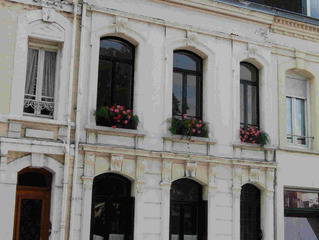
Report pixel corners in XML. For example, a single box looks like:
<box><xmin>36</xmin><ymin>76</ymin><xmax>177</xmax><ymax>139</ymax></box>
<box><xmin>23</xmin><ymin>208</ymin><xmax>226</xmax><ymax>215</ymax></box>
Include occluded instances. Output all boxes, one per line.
<box><xmin>95</xmin><ymin>105</ymin><xmax>139</xmax><ymax>130</ymax></box>
<box><xmin>240</xmin><ymin>126</ymin><xmax>269</xmax><ymax>146</ymax></box>
<box><xmin>169</xmin><ymin>115</ymin><xmax>208</xmax><ymax>138</ymax></box>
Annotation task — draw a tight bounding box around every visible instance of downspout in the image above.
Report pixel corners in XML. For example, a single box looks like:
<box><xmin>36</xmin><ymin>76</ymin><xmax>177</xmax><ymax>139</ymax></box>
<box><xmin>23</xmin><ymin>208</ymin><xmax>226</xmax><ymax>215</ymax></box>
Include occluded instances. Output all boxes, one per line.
<box><xmin>68</xmin><ymin>2</ymin><xmax>87</xmax><ymax>239</ymax></box>
<box><xmin>60</xmin><ymin>0</ymin><xmax>78</xmax><ymax>239</ymax></box>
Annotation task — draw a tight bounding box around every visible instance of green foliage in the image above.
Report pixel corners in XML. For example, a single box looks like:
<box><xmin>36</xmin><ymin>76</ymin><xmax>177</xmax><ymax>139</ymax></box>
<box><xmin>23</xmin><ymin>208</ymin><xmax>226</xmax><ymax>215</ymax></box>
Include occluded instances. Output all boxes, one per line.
<box><xmin>169</xmin><ymin>116</ymin><xmax>208</xmax><ymax>138</ymax></box>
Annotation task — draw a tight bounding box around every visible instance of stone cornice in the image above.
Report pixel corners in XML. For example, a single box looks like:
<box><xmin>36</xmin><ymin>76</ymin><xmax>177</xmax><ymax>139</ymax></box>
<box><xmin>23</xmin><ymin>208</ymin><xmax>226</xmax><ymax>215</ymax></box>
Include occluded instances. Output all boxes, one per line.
<box><xmin>271</xmin><ymin>17</ymin><xmax>319</xmax><ymax>41</ymax></box>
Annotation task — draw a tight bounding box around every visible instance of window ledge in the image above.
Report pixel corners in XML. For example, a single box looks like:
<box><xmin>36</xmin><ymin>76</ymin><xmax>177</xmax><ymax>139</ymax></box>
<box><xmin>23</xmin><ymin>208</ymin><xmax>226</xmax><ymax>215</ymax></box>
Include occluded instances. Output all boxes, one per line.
<box><xmin>8</xmin><ymin>115</ymin><xmax>74</xmax><ymax>126</ymax></box>
<box><xmin>233</xmin><ymin>142</ymin><xmax>276</xmax><ymax>151</ymax></box>
<box><xmin>86</xmin><ymin>125</ymin><xmax>146</xmax><ymax>138</ymax></box>
<box><xmin>163</xmin><ymin>135</ymin><xmax>216</xmax><ymax>145</ymax></box>
<box><xmin>278</xmin><ymin>146</ymin><xmax>319</xmax><ymax>155</ymax></box>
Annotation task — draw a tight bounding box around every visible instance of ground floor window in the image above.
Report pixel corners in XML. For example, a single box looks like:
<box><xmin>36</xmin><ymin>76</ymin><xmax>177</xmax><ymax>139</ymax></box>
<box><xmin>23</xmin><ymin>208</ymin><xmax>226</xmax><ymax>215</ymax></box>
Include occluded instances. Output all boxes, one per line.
<box><xmin>90</xmin><ymin>173</ymin><xmax>134</xmax><ymax>240</ymax></box>
<box><xmin>284</xmin><ymin>189</ymin><xmax>319</xmax><ymax>240</ymax></box>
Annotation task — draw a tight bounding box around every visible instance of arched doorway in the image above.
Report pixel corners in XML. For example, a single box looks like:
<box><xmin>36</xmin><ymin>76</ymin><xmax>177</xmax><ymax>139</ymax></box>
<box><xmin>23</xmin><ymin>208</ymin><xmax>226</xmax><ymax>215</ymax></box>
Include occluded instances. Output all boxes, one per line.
<box><xmin>240</xmin><ymin>184</ymin><xmax>262</xmax><ymax>240</ymax></box>
<box><xmin>169</xmin><ymin>178</ymin><xmax>207</xmax><ymax>240</ymax></box>
<box><xmin>13</xmin><ymin>168</ymin><xmax>52</xmax><ymax>240</ymax></box>
<box><xmin>90</xmin><ymin>173</ymin><xmax>134</xmax><ymax>240</ymax></box>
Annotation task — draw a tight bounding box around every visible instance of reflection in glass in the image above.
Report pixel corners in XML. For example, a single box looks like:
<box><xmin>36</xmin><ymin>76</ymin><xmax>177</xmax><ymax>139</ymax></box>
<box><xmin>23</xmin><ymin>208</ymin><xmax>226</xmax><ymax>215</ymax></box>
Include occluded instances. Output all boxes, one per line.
<box><xmin>172</xmin><ymin>51</ymin><xmax>202</xmax><ymax>119</ymax></box>
<box><xmin>186</xmin><ymin>75</ymin><xmax>197</xmax><ymax>117</ymax></box>
<box><xmin>310</xmin><ymin>0</ymin><xmax>319</xmax><ymax>18</ymax></box>
<box><xmin>286</xmin><ymin>97</ymin><xmax>293</xmax><ymax>143</ymax></box>
<box><xmin>173</xmin><ymin>72</ymin><xmax>183</xmax><ymax>116</ymax></box>
<box><xmin>285</xmin><ymin>191</ymin><xmax>319</xmax><ymax>209</ymax></box>
<box><xmin>296</xmin><ymin>98</ymin><xmax>306</xmax><ymax>145</ymax></box>
<box><xmin>285</xmin><ymin>217</ymin><xmax>319</xmax><ymax>240</ymax></box>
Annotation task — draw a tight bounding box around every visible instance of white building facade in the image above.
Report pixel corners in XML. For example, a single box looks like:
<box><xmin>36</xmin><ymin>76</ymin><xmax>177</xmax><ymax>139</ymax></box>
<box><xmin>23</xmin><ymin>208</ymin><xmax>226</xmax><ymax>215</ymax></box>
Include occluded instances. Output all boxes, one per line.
<box><xmin>0</xmin><ymin>0</ymin><xmax>319</xmax><ymax>240</ymax></box>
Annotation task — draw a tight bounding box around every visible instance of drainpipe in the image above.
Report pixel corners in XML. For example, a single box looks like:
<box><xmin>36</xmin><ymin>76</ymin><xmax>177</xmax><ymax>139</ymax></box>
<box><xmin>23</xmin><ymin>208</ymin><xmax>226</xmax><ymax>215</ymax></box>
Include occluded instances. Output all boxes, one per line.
<box><xmin>68</xmin><ymin>1</ymin><xmax>87</xmax><ymax>239</ymax></box>
<box><xmin>59</xmin><ymin>0</ymin><xmax>78</xmax><ymax>239</ymax></box>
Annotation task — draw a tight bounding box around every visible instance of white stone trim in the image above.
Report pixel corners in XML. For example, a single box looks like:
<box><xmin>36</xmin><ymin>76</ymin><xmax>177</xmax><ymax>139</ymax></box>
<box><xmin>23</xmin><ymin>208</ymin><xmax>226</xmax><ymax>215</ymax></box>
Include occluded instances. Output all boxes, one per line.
<box><xmin>0</xmin><ymin>154</ymin><xmax>63</xmax><ymax>240</ymax></box>
<box><xmin>11</xmin><ymin>9</ymin><xmax>72</xmax><ymax>122</ymax></box>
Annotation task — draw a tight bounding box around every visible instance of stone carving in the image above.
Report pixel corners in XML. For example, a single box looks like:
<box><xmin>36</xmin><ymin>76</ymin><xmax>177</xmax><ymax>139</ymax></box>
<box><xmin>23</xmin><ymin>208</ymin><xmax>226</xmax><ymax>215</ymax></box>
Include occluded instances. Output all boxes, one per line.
<box><xmin>185</xmin><ymin>162</ymin><xmax>197</xmax><ymax>178</ymax></box>
<box><xmin>84</xmin><ymin>154</ymin><xmax>95</xmax><ymax>177</ymax></box>
<box><xmin>33</xmin><ymin>0</ymin><xmax>69</xmax><ymax>10</ymax></box>
<box><xmin>249</xmin><ymin>168</ymin><xmax>260</xmax><ymax>183</ymax></box>
<box><xmin>186</xmin><ymin>30</ymin><xmax>198</xmax><ymax>46</ymax></box>
<box><xmin>114</xmin><ymin>16</ymin><xmax>129</xmax><ymax>33</ymax></box>
<box><xmin>42</xmin><ymin>7</ymin><xmax>53</xmax><ymax>22</ymax></box>
<box><xmin>247</xmin><ymin>43</ymin><xmax>258</xmax><ymax>57</ymax></box>
<box><xmin>110</xmin><ymin>154</ymin><xmax>124</xmax><ymax>172</ymax></box>
<box><xmin>208</xmin><ymin>163</ymin><xmax>217</xmax><ymax>187</ymax></box>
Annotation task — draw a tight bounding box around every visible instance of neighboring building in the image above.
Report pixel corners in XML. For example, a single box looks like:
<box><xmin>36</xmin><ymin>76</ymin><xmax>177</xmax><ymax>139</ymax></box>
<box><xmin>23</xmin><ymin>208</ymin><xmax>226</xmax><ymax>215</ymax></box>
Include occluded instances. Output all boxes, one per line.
<box><xmin>0</xmin><ymin>0</ymin><xmax>319</xmax><ymax>240</ymax></box>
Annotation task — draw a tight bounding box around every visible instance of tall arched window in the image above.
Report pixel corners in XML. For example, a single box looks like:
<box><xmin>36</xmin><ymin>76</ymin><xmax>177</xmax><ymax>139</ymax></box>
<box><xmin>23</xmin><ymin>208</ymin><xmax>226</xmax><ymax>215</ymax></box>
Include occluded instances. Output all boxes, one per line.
<box><xmin>170</xmin><ymin>178</ymin><xmax>207</xmax><ymax>240</ymax></box>
<box><xmin>240</xmin><ymin>184</ymin><xmax>262</xmax><ymax>240</ymax></box>
<box><xmin>13</xmin><ymin>168</ymin><xmax>52</xmax><ymax>240</ymax></box>
<box><xmin>97</xmin><ymin>37</ymin><xmax>135</xmax><ymax>110</ymax></box>
<box><xmin>173</xmin><ymin>50</ymin><xmax>203</xmax><ymax>119</ymax></box>
<box><xmin>240</xmin><ymin>62</ymin><xmax>259</xmax><ymax>128</ymax></box>
<box><xmin>90</xmin><ymin>173</ymin><xmax>134</xmax><ymax>240</ymax></box>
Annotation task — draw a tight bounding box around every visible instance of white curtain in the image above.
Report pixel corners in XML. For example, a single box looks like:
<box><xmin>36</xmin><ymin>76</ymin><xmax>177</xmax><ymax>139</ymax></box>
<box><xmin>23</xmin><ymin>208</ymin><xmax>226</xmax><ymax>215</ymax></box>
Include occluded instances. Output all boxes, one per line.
<box><xmin>42</xmin><ymin>51</ymin><xmax>57</xmax><ymax>99</ymax></box>
<box><xmin>25</xmin><ymin>48</ymin><xmax>39</xmax><ymax>95</ymax></box>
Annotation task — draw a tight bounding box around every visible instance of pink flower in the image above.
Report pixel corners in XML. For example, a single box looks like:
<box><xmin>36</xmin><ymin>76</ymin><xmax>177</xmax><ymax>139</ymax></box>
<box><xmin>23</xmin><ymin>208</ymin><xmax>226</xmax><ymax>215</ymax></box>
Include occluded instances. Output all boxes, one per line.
<box><xmin>124</xmin><ymin>120</ymin><xmax>128</xmax><ymax>124</ymax></box>
<box><xmin>109</xmin><ymin>108</ymin><xmax>114</xmax><ymax>112</ymax></box>
<box><xmin>127</xmin><ymin>109</ymin><xmax>131</xmax><ymax>113</ymax></box>
<box><xmin>192</xmin><ymin>129</ymin><xmax>196</xmax><ymax>133</ymax></box>
<box><xmin>111</xmin><ymin>125</ymin><xmax>116</xmax><ymax>128</ymax></box>
<box><xmin>114</xmin><ymin>109</ymin><xmax>119</xmax><ymax>113</ymax></box>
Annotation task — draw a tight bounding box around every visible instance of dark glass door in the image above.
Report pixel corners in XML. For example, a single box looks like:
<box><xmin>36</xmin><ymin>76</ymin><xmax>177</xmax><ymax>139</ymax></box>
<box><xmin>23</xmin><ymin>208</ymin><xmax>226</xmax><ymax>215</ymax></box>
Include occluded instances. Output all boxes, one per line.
<box><xmin>13</xmin><ymin>187</ymin><xmax>51</xmax><ymax>240</ymax></box>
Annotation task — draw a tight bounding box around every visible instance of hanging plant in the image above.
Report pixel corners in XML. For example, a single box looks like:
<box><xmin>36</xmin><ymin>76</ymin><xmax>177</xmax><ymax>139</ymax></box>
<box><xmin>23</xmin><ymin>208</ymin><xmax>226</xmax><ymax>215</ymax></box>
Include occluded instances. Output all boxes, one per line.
<box><xmin>169</xmin><ymin>114</ymin><xmax>208</xmax><ymax>138</ymax></box>
<box><xmin>95</xmin><ymin>105</ymin><xmax>139</xmax><ymax>130</ymax></box>
<box><xmin>240</xmin><ymin>126</ymin><xmax>269</xmax><ymax>146</ymax></box>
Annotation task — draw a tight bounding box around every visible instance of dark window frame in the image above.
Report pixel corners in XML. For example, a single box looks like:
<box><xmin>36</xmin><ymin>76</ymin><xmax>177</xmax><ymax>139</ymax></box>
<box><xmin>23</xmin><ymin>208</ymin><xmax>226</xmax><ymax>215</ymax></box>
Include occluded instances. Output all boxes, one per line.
<box><xmin>97</xmin><ymin>37</ymin><xmax>135</xmax><ymax>110</ymax></box>
<box><xmin>173</xmin><ymin>50</ymin><xmax>203</xmax><ymax>119</ymax></box>
<box><xmin>169</xmin><ymin>178</ymin><xmax>207</xmax><ymax>240</ymax></box>
<box><xmin>90</xmin><ymin>173</ymin><xmax>134</xmax><ymax>240</ymax></box>
<box><xmin>240</xmin><ymin>62</ymin><xmax>260</xmax><ymax>128</ymax></box>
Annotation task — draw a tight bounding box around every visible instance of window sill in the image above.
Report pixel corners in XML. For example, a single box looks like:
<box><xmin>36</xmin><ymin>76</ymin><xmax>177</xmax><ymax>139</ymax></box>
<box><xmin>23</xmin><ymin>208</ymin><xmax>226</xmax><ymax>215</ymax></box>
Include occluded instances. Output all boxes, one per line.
<box><xmin>233</xmin><ymin>142</ymin><xmax>276</xmax><ymax>151</ymax></box>
<box><xmin>8</xmin><ymin>115</ymin><xmax>74</xmax><ymax>126</ymax></box>
<box><xmin>86</xmin><ymin>125</ymin><xmax>145</xmax><ymax>138</ymax></box>
<box><xmin>278</xmin><ymin>146</ymin><xmax>319</xmax><ymax>155</ymax></box>
<box><xmin>163</xmin><ymin>135</ymin><xmax>216</xmax><ymax>145</ymax></box>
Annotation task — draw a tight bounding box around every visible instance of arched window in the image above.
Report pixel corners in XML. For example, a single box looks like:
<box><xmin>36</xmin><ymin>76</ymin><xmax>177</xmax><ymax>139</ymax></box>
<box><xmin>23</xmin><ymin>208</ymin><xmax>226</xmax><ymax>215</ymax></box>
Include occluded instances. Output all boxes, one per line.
<box><xmin>173</xmin><ymin>50</ymin><xmax>203</xmax><ymax>119</ymax></box>
<box><xmin>240</xmin><ymin>184</ymin><xmax>262</xmax><ymax>240</ymax></box>
<box><xmin>13</xmin><ymin>168</ymin><xmax>52</xmax><ymax>240</ymax></box>
<box><xmin>97</xmin><ymin>37</ymin><xmax>135</xmax><ymax>110</ymax></box>
<box><xmin>240</xmin><ymin>62</ymin><xmax>259</xmax><ymax>128</ymax></box>
<box><xmin>170</xmin><ymin>178</ymin><xmax>207</xmax><ymax>240</ymax></box>
<box><xmin>90</xmin><ymin>173</ymin><xmax>134</xmax><ymax>240</ymax></box>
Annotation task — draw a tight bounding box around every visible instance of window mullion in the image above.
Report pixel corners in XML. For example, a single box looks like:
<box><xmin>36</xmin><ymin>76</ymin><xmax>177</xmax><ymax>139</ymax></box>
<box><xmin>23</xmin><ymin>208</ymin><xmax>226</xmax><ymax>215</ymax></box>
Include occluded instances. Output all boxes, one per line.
<box><xmin>182</xmin><ymin>73</ymin><xmax>187</xmax><ymax>115</ymax></box>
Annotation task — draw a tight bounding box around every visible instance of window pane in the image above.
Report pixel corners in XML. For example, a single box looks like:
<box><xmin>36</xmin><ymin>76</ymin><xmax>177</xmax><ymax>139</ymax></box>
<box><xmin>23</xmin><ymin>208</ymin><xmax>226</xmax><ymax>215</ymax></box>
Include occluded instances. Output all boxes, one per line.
<box><xmin>25</xmin><ymin>48</ymin><xmax>39</xmax><ymax>96</ymax></box>
<box><xmin>171</xmin><ymin>204</ymin><xmax>181</xmax><ymax>235</ymax></box>
<box><xmin>186</xmin><ymin>75</ymin><xmax>197</xmax><ymax>117</ymax></box>
<box><xmin>97</xmin><ymin>60</ymin><xmax>112</xmax><ymax>108</ymax></box>
<box><xmin>240</xmin><ymin>63</ymin><xmax>258</xmax><ymax>82</ymax></box>
<box><xmin>100</xmin><ymin>38</ymin><xmax>133</xmax><ymax>60</ymax></box>
<box><xmin>247</xmin><ymin>85</ymin><xmax>258</xmax><ymax>126</ymax></box>
<box><xmin>240</xmin><ymin>83</ymin><xmax>244</xmax><ymax>125</ymax></box>
<box><xmin>183</xmin><ymin>205</ymin><xmax>197</xmax><ymax>235</ymax></box>
<box><xmin>285</xmin><ymin>191</ymin><xmax>319</xmax><ymax>209</ymax></box>
<box><xmin>295</xmin><ymin>98</ymin><xmax>306</xmax><ymax>145</ymax></box>
<box><xmin>42</xmin><ymin>51</ymin><xmax>56</xmax><ymax>98</ymax></box>
<box><xmin>285</xmin><ymin>217</ymin><xmax>319</xmax><ymax>240</ymax></box>
<box><xmin>286</xmin><ymin>97</ymin><xmax>293</xmax><ymax>143</ymax></box>
<box><xmin>173</xmin><ymin>52</ymin><xmax>199</xmax><ymax>71</ymax></box>
<box><xmin>173</xmin><ymin>72</ymin><xmax>183</xmax><ymax>116</ymax></box>
<box><xmin>310</xmin><ymin>0</ymin><xmax>319</xmax><ymax>18</ymax></box>
<box><xmin>113</xmin><ymin>62</ymin><xmax>133</xmax><ymax>109</ymax></box>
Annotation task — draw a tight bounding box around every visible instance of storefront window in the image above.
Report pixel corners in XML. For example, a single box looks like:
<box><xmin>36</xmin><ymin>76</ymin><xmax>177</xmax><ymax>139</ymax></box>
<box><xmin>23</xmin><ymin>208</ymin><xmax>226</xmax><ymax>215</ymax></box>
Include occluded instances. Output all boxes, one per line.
<box><xmin>284</xmin><ymin>190</ymin><xmax>319</xmax><ymax>240</ymax></box>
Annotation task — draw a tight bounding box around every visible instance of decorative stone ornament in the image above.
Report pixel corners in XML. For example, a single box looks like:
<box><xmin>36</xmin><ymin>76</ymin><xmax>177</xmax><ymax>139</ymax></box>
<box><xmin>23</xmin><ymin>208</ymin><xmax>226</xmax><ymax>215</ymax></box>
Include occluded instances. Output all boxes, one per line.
<box><xmin>42</xmin><ymin>7</ymin><xmax>54</xmax><ymax>22</ymax></box>
<box><xmin>110</xmin><ymin>154</ymin><xmax>124</xmax><ymax>172</ymax></box>
<box><xmin>185</xmin><ymin>161</ymin><xmax>197</xmax><ymax>178</ymax></box>
<box><xmin>114</xmin><ymin>16</ymin><xmax>129</xmax><ymax>33</ymax></box>
<box><xmin>186</xmin><ymin>30</ymin><xmax>198</xmax><ymax>46</ymax></box>
<box><xmin>162</xmin><ymin>159</ymin><xmax>172</xmax><ymax>183</ymax></box>
<box><xmin>249</xmin><ymin>168</ymin><xmax>261</xmax><ymax>183</ymax></box>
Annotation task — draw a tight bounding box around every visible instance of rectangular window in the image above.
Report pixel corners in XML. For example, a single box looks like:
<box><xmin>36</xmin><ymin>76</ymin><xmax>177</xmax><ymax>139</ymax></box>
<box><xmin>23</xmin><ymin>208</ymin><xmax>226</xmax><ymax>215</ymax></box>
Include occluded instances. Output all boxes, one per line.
<box><xmin>284</xmin><ymin>190</ymin><xmax>319</xmax><ymax>240</ymax></box>
<box><xmin>308</xmin><ymin>0</ymin><xmax>319</xmax><ymax>18</ymax></box>
<box><xmin>285</xmin><ymin>74</ymin><xmax>308</xmax><ymax>146</ymax></box>
<box><xmin>24</xmin><ymin>47</ymin><xmax>57</xmax><ymax>118</ymax></box>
